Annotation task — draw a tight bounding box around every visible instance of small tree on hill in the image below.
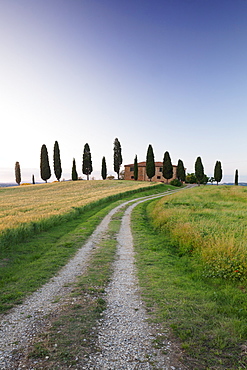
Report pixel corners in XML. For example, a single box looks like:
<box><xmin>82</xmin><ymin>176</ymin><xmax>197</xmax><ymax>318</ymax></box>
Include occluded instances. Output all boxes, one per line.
<box><xmin>177</xmin><ymin>159</ymin><xmax>185</xmax><ymax>182</ymax></box>
<box><xmin>134</xmin><ymin>155</ymin><xmax>138</xmax><ymax>181</ymax></box>
<box><xmin>15</xmin><ymin>161</ymin><xmax>21</xmax><ymax>185</ymax></box>
<box><xmin>53</xmin><ymin>141</ymin><xmax>62</xmax><ymax>181</ymax></box>
<box><xmin>32</xmin><ymin>174</ymin><xmax>35</xmax><ymax>184</ymax></box>
<box><xmin>113</xmin><ymin>138</ymin><xmax>122</xmax><ymax>179</ymax></box>
<box><xmin>186</xmin><ymin>173</ymin><xmax>197</xmax><ymax>184</ymax></box>
<box><xmin>195</xmin><ymin>156</ymin><xmax>204</xmax><ymax>185</ymax></box>
<box><xmin>146</xmin><ymin>144</ymin><xmax>155</xmax><ymax>181</ymax></box>
<box><xmin>82</xmin><ymin>143</ymin><xmax>93</xmax><ymax>180</ymax></box>
<box><xmin>214</xmin><ymin>160</ymin><xmax>222</xmax><ymax>185</ymax></box>
<box><xmin>40</xmin><ymin>144</ymin><xmax>51</xmax><ymax>183</ymax></box>
<box><xmin>202</xmin><ymin>174</ymin><xmax>209</xmax><ymax>185</ymax></box>
<box><xmin>101</xmin><ymin>156</ymin><xmax>107</xmax><ymax>180</ymax></box>
<box><xmin>72</xmin><ymin>158</ymin><xmax>78</xmax><ymax>181</ymax></box>
<box><xmin>162</xmin><ymin>151</ymin><xmax>173</xmax><ymax>183</ymax></box>
<box><xmin>235</xmin><ymin>169</ymin><xmax>238</xmax><ymax>186</ymax></box>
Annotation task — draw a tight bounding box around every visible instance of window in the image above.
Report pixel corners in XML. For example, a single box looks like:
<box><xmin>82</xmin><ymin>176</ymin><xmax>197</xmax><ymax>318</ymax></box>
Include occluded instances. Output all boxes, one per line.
<box><xmin>131</xmin><ymin>176</ymin><xmax>134</xmax><ymax>179</ymax></box>
<box><xmin>157</xmin><ymin>176</ymin><xmax>161</xmax><ymax>179</ymax></box>
<box><xmin>130</xmin><ymin>167</ymin><xmax>134</xmax><ymax>171</ymax></box>
<box><xmin>159</xmin><ymin>167</ymin><xmax>162</xmax><ymax>172</ymax></box>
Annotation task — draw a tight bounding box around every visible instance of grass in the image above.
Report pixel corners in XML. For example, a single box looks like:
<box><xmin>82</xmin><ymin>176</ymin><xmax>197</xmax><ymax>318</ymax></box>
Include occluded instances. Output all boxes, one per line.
<box><xmin>23</xmin><ymin>207</ymin><xmax>125</xmax><ymax>369</ymax></box>
<box><xmin>0</xmin><ymin>183</ymin><xmax>172</xmax><ymax>313</ymax></box>
<box><xmin>150</xmin><ymin>185</ymin><xmax>247</xmax><ymax>281</ymax></box>
<box><xmin>0</xmin><ymin>179</ymin><xmax>157</xmax><ymax>233</ymax></box>
<box><xmin>0</xmin><ymin>181</ymin><xmax>165</xmax><ymax>248</ymax></box>
<box><xmin>132</xmin><ymin>191</ymin><xmax>247</xmax><ymax>369</ymax></box>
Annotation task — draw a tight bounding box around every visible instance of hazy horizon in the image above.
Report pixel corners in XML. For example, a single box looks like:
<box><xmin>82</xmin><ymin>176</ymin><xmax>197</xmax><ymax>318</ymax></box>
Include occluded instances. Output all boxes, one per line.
<box><xmin>1</xmin><ymin>0</ymin><xmax>247</xmax><ymax>183</ymax></box>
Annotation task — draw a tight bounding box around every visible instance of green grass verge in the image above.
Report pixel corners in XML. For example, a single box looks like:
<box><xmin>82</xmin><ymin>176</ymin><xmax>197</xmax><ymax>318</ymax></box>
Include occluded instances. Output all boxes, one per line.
<box><xmin>24</xmin><ymin>207</ymin><xmax>125</xmax><ymax>369</ymax></box>
<box><xmin>0</xmin><ymin>183</ymin><xmax>169</xmax><ymax>249</ymax></box>
<box><xmin>0</xmin><ymin>184</ymin><xmax>172</xmax><ymax>314</ymax></box>
<box><xmin>132</xmin><ymin>199</ymin><xmax>247</xmax><ymax>370</ymax></box>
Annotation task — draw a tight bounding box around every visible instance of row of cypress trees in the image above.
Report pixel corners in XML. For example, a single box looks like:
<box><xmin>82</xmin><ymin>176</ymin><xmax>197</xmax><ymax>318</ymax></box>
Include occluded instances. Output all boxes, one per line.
<box><xmin>40</xmin><ymin>138</ymin><xmax>122</xmax><ymax>183</ymax></box>
<box><xmin>135</xmin><ymin>144</ymin><xmax>225</xmax><ymax>185</ymax></box>
<box><xmin>14</xmin><ymin>138</ymin><xmax>231</xmax><ymax>185</ymax></box>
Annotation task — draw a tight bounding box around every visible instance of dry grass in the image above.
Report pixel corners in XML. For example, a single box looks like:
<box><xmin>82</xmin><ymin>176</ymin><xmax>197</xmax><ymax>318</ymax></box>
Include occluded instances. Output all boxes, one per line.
<box><xmin>150</xmin><ymin>185</ymin><xmax>247</xmax><ymax>280</ymax></box>
<box><xmin>0</xmin><ymin>180</ymin><xmax>155</xmax><ymax>233</ymax></box>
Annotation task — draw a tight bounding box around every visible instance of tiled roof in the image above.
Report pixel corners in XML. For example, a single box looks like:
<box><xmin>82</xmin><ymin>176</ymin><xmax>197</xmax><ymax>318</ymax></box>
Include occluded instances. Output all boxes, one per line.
<box><xmin>125</xmin><ymin>161</ymin><xmax>177</xmax><ymax>167</ymax></box>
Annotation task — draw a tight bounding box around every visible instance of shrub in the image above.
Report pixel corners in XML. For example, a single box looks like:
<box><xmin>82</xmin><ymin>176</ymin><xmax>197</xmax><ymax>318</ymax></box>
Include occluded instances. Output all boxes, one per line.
<box><xmin>170</xmin><ymin>179</ymin><xmax>182</xmax><ymax>187</ymax></box>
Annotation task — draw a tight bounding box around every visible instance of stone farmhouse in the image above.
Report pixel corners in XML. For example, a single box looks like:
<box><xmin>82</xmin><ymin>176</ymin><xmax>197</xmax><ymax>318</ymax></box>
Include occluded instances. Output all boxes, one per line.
<box><xmin>124</xmin><ymin>161</ymin><xmax>177</xmax><ymax>182</ymax></box>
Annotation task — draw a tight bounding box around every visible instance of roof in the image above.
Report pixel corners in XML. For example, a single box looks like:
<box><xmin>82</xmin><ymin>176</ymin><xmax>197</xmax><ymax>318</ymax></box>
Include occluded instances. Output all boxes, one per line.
<box><xmin>124</xmin><ymin>161</ymin><xmax>177</xmax><ymax>168</ymax></box>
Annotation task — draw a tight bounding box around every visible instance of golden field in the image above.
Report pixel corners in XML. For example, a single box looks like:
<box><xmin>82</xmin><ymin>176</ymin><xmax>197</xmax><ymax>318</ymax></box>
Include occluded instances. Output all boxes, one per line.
<box><xmin>0</xmin><ymin>180</ymin><xmax>155</xmax><ymax>233</ymax></box>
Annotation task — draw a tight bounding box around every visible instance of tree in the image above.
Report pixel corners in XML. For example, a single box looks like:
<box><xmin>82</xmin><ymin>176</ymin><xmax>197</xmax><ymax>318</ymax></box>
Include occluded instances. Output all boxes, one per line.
<box><xmin>107</xmin><ymin>175</ymin><xmax>115</xmax><ymax>180</ymax></box>
<box><xmin>101</xmin><ymin>156</ymin><xmax>107</xmax><ymax>180</ymax></box>
<box><xmin>72</xmin><ymin>158</ymin><xmax>78</xmax><ymax>181</ymax></box>
<box><xmin>15</xmin><ymin>161</ymin><xmax>21</xmax><ymax>185</ymax></box>
<box><xmin>202</xmin><ymin>174</ymin><xmax>209</xmax><ymax>185</ymax></box>
<box><xmin>32</xmin><ymin>174</ymin><xmax>35</xmax><ymax>184</ymax></box>
<box><xmin>195</xmin><ymin>156</ymin><xmax>204</xmax><ymax>185</ymax></box>
<box><xmin>53</xmin><ymin>141</ymin><xmax>62</xmax><ymax>181</ymax></box>
<box><xmin>146</xmin><ymin>144</ymin><xmax>155</xmax><ymax>181</ymax></box>
<box><xmin>113</xmin><ymin>138</ymin><xmax>122</xmax><ymax>179</ymax></box>
<box><xmin>40</xmin><ymin>144</ymin><xmax>51</xmax><ymax>183</ymax></box>
<box><xmin>134</xmin><ymin>155</ymin><xmax>138</xmax><ymax>181</ymax></box>
<box><xmin>214</xmin><ymin>160</ymin><xmax>222</xmax><ymax>185</ymax></box>
<box><xmin>162</xmin><ymin>151</ymin><xmax>173</xmax><ymax>183</ymax></box>
<box><xmin>185</xmin><ymin>173</ymin><xmax>197</xmax><ymax>184</ymax></box>
<box><xmin>235</xmin><ymin>169</ymin><xmax>238</xmax><ymax>186</ymax></box>
<box><xmin>82</xmin><ymin>143</ymin><xmax>93</xmax><ymax>180</ymax></box>
<box><xmin>177</xmin><ymin>159</ymin><xmax>185</xmax><ymax>182</ymax></box>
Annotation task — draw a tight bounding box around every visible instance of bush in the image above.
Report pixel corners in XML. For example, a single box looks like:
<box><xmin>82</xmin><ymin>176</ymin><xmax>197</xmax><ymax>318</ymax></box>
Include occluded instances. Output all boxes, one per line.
<box><xmin>170</xmin><ymin>179</ymin><xmax>182</xmax><ymax>187</ymax></box>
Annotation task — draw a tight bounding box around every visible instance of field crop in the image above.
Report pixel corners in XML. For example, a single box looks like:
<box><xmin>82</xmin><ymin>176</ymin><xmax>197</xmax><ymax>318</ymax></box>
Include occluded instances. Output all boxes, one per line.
<box><xmin>150</xmin><ymin>185</ymin><xmax>247</xmax><ymax>281</ymax></box>
<box><xmin>132</xmin><ymin>196</ymin><xmax>247</xmax><ymax>368</ymax></box>
<box><xmin>0</xmin><ymin>180</ymin><xmax>156</xmax><ymax>234</ymax></box>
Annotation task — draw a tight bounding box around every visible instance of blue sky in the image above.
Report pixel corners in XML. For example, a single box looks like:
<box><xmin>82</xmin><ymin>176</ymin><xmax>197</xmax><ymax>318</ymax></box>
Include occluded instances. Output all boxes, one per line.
<box><xmin>1</xmin><ymin>0</ymin><xmax>247</xmax><ymax>183</ymax></box>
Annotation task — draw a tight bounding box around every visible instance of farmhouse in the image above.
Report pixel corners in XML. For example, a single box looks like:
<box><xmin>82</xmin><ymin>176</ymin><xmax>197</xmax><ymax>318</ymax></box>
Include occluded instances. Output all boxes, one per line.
<box><xmin>124</xmin><ymin>161</ymin><xmax>177</xmax><ymax>182</ymax></box>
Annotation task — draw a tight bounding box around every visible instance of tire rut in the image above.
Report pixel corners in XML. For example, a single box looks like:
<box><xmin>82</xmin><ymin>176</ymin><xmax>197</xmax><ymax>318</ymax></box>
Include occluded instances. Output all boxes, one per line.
<box><xmin>0</xmin><ymin>187</ymin><xmax>191</xmax><ymax>369</ymax></box>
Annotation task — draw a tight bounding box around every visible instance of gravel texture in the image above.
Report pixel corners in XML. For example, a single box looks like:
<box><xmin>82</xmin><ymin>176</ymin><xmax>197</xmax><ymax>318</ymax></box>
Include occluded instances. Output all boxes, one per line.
<box><xmin>87</xmin><ymin>196</ymin><xmax>186</xmax><ymax>370</ymax></box>
<box><xmin>0</xmin><ymin>189</ymin><xmax>189</xmax><ymax>369</ymax></box>
<box><xmin>0</xmin><ymin>204</ymin><xmax>124</xmax><ymax>369</ymax></box>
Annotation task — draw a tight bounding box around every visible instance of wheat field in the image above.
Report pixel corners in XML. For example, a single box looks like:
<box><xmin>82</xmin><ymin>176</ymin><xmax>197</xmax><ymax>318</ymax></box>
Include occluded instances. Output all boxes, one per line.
<box><xmin>0</xmin><ymin>180</ymin><xmax>155</xmax><ymax>233</ymax></box>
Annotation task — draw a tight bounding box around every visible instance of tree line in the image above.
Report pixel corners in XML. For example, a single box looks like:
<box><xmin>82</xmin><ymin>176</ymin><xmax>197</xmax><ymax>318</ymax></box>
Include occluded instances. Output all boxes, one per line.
<box><xmin>132</xmin><ymin>144</ymin><xmax>226</xmax><ymax>186</ymax></box>
<box><xmin>14</xmin><ymin>138</ymin><xmax>122</xmax><ymax>185</ymax></box>
<box><xmin>14</xmin><ymin>138</ymin><xmax>237</xmax><ymax>186</ymax></box>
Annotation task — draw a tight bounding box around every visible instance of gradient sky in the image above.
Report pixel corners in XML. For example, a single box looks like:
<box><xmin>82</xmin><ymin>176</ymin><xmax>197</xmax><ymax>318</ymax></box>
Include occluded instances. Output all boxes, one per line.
<box><xmin>1</xmin><ymin>0</ymin><xmax>247</xmax><ymax>183</ymax></box>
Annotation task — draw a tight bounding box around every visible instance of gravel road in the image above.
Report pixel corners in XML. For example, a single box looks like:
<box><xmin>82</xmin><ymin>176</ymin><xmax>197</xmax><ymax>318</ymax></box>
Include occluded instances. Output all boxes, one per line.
<box><xmin>0</xmin><ymin>188</ymin><xmax>189</xmax><ymax>369</ymax></box>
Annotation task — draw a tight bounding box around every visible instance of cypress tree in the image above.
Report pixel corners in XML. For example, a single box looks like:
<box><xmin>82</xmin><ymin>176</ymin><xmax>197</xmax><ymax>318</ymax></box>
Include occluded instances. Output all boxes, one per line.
<box><xmin>40</xmin><ymin>144</ymin><xmax>51</xmax><ymax>183</ymax></box>
<box><xmin>101</xmin><ymin>156</ymin><xmax>107</xmax><ymax>180</ymax></box>
<box><xmin>113</xmin><ymin>138</ymin><xmax>123</xmax><ymax>179</ymax></box>
<box><xmin>235</xmin><ymin>169</ymin><xmax>238</xmax><ymax>186</ymax></box>
<box><xmin>134</xmin><ymin>155</ymin><xmax>138</xmax><ymax>181</ymax></box>
<box><xmin>15</xmin><ymin>161</ymin><xmax>21</xmax><ymax>185</ymax></box>
<box><xmin>177</xmin><ymin>159</ymin><xmax>185</xmax><ymax>182</ymax></box>
<box><xmin>146</xmin><ymin>144</ymin><xmax>155</xmax><ymax>181</ymax></box>
<box><xmin>53</xmin><ymin>141</ymin><xmax>62</xmax><ymax>181</ymax></box>
<box><xmin>214</xmin><ymin>160</ymin><xmax>223</xmax><ymax>185</ymax></box>
<box><xmin>72</xmin><ymin>158</ymin><xmax>78</xmax><ymax>181</ymax></box>
<box><xmin>195</xmin><ymin>156</ymin><xmax>204</xmax><ymax>185</ymax></box>
<box><xmin>82</xmin><ymin>143</ymin><xmax>93</xmax><ymax>180</ymax></box>
<box><xmin>32</xmin><ymin>174</ymin><xmax>35</xmax><ymax>184</ymax></box>
<box><xmin>162</xmin><ymin>151</ymin><xmax>173</xmax><ymax>183</ymax></box>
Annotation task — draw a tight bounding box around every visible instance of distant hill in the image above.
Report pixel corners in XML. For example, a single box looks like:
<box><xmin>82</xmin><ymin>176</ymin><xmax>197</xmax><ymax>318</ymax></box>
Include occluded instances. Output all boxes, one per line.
<box><xmin>222</xmin><ymin>183</ymin><xmax>247</xmax><ymax>186</ymax></box>
<box><xmin>0</xmin><ymin>183</ymin><xmax>16</xmax><ymax>188</ymax></box>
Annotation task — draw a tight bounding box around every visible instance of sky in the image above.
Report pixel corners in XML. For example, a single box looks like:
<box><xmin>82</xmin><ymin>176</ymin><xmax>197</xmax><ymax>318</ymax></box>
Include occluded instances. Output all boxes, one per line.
<box><xmin>1</xmin><ymin>0</ymin><xmax>247</xmax><ymax>183</ymax></box>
